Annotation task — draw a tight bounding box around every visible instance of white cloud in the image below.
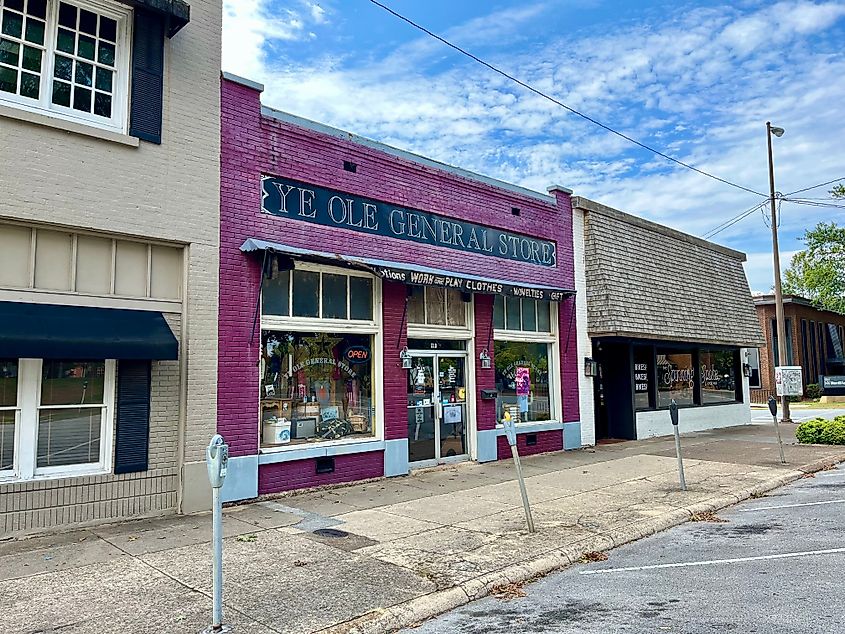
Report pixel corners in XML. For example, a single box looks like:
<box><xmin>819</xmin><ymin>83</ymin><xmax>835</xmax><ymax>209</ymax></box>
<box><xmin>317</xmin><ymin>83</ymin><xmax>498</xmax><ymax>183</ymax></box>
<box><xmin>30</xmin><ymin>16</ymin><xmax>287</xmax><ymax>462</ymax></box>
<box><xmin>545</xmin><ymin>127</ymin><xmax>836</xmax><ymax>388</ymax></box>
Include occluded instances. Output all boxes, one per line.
<box><xmin>222</xmin><ymin>0</ymin><xmax>845</xmax><ymax>293</ymax></box>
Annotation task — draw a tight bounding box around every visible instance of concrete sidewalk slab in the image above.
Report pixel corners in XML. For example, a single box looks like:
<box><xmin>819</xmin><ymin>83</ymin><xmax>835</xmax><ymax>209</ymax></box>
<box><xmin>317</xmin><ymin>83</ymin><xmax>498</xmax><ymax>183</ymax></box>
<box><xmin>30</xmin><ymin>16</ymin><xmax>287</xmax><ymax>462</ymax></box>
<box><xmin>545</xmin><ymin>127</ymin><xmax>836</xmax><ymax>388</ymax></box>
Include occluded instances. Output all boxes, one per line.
<box><xmin>4</xmin><ymin>424</ymin><xmax>845</xmax><ymax>634</ymax></box>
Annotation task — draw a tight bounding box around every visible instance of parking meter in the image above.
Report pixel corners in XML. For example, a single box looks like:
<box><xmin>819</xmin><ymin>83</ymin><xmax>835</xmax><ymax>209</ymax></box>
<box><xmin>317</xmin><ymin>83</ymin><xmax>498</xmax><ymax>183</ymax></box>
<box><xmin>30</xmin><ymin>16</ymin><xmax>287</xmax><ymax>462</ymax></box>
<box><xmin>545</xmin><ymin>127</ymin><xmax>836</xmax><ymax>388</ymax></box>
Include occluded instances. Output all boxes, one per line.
<box><xmin>768</xmin><ymin>396</ymin><xmax>786</xmax><ymax>464</ymax></box>
<box><xmin>205</xmin><ymin>434</ymin><xmax>229</xmax><ymax>632</ymax></box>
<box><xmin>768</xmin><ymin>395</ymin><xmax>777</xmax><ymax>418</ymax></box>
<box><xmin>206</xmin><ymin>434</ymin><xmax>229</xmax><ymax>489</ymax></box>
<box><xmin>670</xmin><ymin>399</ymin><xmax>686</xmax><ymax>490</ymax></box>
<box><xmin>669</xmin><ymin>400</ymin><xmax>679</xmax><ymax>426</ymax></box>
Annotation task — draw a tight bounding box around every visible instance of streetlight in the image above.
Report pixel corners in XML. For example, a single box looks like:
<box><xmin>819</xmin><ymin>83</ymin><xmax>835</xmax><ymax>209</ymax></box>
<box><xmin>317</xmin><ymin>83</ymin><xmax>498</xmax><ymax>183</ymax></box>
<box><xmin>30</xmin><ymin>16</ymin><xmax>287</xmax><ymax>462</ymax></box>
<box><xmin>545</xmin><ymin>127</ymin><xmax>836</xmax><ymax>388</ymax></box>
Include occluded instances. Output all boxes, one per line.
<box><xmin>767</xmin><ymin>121</ymin><xmax>790</xmax><ymax>423</ymax></box>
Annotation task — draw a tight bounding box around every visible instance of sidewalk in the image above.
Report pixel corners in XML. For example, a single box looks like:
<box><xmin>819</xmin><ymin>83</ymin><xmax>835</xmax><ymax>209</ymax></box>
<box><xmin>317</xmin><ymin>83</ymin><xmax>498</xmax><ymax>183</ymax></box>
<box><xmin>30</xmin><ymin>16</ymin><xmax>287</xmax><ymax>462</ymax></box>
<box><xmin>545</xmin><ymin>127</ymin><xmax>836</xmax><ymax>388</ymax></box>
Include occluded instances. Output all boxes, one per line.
<box><xmin>3</xmin><ymin>423</ymin><xmax>844</xmax><ymax>634</ymax></box>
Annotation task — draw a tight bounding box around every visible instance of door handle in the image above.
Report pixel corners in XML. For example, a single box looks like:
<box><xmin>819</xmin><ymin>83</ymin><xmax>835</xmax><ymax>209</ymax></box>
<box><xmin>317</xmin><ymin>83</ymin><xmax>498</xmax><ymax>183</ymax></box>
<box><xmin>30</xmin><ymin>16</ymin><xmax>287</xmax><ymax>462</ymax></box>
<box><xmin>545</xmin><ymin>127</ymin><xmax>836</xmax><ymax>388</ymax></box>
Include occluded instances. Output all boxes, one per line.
<box><xmin>435</xmin><ymin>402</ymin><xmax>443</xmax><ymax>421</ymax></box>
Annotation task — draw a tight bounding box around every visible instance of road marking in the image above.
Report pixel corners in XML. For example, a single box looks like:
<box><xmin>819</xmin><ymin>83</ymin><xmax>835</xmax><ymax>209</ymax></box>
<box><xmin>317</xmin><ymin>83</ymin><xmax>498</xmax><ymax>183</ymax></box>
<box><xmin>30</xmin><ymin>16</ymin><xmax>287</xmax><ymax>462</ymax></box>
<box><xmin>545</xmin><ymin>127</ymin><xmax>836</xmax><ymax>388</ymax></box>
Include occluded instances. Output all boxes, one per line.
<box><xmin>739</xmin><ymin>499</ymin><xmax>845</xmax><ymax>511</ymax></box>
<box><xmin>579</xmin><ymin>547</ymin><xmax>845</xmax><ymax>575</ymax></box>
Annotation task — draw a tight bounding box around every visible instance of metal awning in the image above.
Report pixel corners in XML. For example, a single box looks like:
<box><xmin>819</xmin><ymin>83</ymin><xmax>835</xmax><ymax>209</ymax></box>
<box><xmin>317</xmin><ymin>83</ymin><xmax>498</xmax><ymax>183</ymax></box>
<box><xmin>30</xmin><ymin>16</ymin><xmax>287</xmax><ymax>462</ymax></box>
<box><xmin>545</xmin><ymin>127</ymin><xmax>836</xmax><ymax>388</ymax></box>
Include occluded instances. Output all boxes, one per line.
<box><xmin>241</xmin><ymin>238</ymin><xmax>574</xmax><ymax>301</ymax></box>
<box><xmin>0</xmin><ymin>301</ymin><xmax>178</xmax><ymax>360</ymax></box>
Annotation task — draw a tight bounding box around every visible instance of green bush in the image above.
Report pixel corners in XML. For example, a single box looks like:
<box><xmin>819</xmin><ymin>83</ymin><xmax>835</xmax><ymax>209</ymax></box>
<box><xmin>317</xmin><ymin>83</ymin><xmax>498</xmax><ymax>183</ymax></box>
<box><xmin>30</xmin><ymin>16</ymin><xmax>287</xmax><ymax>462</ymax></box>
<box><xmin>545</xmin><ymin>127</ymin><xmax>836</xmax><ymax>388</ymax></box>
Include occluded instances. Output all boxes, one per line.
<box><xmin>796</xmin><ymin>418</ymin><xmax>828</xmax><ymax>444</ymax></box>
<box><xmin>806</xmin><ymin>383</ymin><xmax>822</xmax><ymax>400</ymax></box>
<box><xmin>796</xmin><ymin>416</ymin><xmax>845</xmax><ymax>445</ymax></box>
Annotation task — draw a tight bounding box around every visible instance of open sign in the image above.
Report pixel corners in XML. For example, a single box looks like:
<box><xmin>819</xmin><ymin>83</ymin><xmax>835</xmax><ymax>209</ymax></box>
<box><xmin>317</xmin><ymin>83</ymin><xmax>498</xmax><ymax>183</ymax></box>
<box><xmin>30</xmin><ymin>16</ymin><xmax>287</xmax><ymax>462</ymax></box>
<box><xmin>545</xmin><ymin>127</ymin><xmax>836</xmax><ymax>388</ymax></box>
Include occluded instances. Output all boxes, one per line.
<box><xmin>345</xmin><ymin>346</ymin><xmax>370</xmax><ymax>364</ymax></box>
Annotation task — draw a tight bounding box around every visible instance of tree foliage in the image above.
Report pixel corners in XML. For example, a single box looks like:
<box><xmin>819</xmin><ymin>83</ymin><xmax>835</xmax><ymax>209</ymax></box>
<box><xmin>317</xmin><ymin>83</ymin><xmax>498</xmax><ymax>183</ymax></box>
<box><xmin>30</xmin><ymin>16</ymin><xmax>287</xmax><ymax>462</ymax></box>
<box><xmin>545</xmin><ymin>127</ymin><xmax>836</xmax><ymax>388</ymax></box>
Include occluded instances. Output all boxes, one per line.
<box><xmin>831</xmin><ymin>184</ymin><xmax>845</xmax><ymax>199</ymax></box>
<box><xmin>782</xmin><ymin>222</ymin><xmax>845</xmax><ymax>314</ymax></box>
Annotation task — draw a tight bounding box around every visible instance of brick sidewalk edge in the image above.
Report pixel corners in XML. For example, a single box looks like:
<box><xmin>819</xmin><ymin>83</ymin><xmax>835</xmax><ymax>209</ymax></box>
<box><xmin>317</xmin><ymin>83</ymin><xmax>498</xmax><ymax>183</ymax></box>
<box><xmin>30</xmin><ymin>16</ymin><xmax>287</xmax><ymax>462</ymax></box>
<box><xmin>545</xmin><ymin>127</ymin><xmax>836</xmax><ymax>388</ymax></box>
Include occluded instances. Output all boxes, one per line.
<box><xmin>318</xmin><ymin>452</ymin><xmax>845</xmax><ymax>634</ymax></box>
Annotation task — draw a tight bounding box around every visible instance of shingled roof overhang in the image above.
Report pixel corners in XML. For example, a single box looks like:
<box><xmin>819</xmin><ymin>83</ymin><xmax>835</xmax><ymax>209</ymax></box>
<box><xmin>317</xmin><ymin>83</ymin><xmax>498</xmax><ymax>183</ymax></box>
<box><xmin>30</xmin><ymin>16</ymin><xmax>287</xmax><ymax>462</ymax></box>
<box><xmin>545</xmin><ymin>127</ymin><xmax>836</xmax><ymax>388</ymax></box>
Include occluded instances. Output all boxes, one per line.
<box><xmin>575</xmin><ymin>197</ymin><xmax>764</xmax><ymax>349</ymax></box>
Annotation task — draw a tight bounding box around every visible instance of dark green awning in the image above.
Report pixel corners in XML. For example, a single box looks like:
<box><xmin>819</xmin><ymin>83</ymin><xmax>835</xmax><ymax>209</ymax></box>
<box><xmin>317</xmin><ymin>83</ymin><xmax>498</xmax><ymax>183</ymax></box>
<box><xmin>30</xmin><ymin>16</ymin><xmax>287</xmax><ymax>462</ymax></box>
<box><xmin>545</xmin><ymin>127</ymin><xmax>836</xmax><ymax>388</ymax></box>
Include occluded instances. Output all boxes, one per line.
<box><xmin>0</xmin><ymin>302</ymin><xmax>178</xmax><ymax>360</ymax></box>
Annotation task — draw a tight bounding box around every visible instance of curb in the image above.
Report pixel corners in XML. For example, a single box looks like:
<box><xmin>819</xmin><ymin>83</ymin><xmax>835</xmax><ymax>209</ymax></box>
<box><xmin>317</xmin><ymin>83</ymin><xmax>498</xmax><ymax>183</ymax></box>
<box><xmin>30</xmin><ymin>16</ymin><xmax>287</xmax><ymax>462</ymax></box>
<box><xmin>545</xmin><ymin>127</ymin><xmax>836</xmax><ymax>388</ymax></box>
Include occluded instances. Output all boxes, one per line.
<box><xmin>320</xmin><ymin>454</ymin><xmax>845</xmax><ymax>634</ymax></box>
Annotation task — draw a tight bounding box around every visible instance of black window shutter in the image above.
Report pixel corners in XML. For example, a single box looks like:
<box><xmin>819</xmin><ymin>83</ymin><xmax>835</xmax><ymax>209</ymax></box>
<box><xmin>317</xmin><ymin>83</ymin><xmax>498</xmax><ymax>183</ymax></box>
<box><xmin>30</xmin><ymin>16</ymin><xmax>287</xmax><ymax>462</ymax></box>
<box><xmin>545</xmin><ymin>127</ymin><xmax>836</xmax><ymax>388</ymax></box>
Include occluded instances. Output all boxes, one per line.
<box><xmin>129</xmin><ymin>10</ymin><xmax>165</xmax><ymax>144</ymax></box>
<box><xmin>114</xmin><ymin>360</ymin><xmax>152</xmax><ymax>474</ymax></box>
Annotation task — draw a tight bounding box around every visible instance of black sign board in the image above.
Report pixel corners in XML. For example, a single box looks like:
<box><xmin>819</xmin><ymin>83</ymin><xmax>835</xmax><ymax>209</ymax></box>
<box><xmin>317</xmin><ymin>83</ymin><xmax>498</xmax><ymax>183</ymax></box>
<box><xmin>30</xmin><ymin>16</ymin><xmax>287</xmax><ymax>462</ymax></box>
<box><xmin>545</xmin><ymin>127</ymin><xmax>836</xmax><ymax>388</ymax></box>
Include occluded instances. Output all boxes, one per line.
<box><xmin>821</xmin><ymin>375</ymin><xmax>845</xmax><ymax>396</ymax></box>
<box><xmin>261</xmin><ymin>176</ymin><xmax>557</xmax><ymax>268</ymax></box>
<box><xmin>370</xmin><ymin>264</ymin><xmax>570</xmax><ymax>301</ymax></box>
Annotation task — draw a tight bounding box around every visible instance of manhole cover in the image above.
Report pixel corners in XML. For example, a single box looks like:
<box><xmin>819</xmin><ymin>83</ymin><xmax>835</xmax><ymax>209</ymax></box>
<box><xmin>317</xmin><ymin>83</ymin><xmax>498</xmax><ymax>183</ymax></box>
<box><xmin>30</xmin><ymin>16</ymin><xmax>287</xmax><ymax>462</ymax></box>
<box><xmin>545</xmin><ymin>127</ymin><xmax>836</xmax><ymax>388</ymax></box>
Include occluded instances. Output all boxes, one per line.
<box><xmin>312</xmin><ymin>528</ymin><xmax>349</xmax><ymax>538</ymax></box>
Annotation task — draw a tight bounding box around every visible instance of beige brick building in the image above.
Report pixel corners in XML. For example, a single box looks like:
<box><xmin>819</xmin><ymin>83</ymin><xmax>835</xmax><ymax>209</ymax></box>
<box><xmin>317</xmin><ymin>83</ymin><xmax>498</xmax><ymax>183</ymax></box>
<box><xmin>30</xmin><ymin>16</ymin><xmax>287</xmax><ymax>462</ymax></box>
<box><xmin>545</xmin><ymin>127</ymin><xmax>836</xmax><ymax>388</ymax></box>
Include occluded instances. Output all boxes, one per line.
<box><xmin>0</xmin><ymin>0</ymin><xmax>220</xmax><ymax>535</ymax></box>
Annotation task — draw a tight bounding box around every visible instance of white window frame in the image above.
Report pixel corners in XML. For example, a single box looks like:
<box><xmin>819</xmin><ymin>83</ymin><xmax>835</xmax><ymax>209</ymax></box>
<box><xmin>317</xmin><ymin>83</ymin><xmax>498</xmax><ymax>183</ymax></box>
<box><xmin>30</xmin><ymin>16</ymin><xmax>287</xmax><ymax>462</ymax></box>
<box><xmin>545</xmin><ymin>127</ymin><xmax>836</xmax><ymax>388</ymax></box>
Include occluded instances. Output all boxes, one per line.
<box><xmin>259</xmin><ymin>262</ymin><xmax>384</xmax><ymax>452</ymax></box>
<box><xmin>0</xmin><ymin>357</ymin><xmax>115</xmax><ymax>482</ymax></box>
<box><xmin>0</xmin><ymin>0</ymin><xmax>132</xmax><ymax>133</ymax></box>
<box><xmin>493</xmin><ymin>301</ymin><xmax>562</xmax><ymax>424</ymax></box>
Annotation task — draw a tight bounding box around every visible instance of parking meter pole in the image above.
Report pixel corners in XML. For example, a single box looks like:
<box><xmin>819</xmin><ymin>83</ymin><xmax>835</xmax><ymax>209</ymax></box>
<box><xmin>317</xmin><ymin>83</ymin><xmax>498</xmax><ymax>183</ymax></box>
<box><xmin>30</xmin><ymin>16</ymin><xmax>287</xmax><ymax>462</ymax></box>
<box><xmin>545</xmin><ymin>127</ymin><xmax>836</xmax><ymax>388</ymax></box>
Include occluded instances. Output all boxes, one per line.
<box><xmin>670</xmin><ymin>400</ymin><xmax>686</xmax><ymax>491</ymax></box>
<box><xmin>211</xmin><ymin>484</ymin><xmax>223</xmax><ymax>630</ymax></box>
<box><xmin>503</xmin><ymin>418</ymin><xmax>535</xmax><ymax>533</ymax></box>
<box><xmin>205</xmin><ymin>435</ymin><xmax>229</xmax><ymax>633</ymax></box>
<box><xmin>768</xmin><ymin>396</ymin><xmax>786</xmax><ymax>464</ymax></box>
<box><xmin>511</xmin><ymin>447</ymin><xmax>535</xmax><ymax>533</ymax></box>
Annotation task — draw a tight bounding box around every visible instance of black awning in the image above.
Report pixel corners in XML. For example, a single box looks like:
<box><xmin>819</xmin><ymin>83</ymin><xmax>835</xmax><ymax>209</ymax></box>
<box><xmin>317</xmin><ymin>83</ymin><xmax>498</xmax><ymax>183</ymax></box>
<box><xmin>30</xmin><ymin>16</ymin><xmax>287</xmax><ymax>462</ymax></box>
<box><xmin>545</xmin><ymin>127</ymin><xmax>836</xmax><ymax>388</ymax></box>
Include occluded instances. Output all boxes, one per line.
<box><xmin>0</xmin><ymin>302</ymin><xmax>178</xmax><ymax>360</ymax></box>
<box><xmin>119</xmin><ymin>0</ymin><xmax>190</xmax><ymax>37</ymax></box>
<box><xmin>241</xmin><ymin>238</ymin><xmax>575</xmax><ymax>302</ymax></box>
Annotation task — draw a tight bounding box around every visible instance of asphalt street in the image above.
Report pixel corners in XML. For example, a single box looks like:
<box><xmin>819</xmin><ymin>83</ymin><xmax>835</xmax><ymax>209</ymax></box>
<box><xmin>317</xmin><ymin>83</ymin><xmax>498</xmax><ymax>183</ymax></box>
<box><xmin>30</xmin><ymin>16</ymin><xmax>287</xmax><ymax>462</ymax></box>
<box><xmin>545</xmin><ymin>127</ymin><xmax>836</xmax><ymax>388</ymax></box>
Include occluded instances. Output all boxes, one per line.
<box><xmin>407</xmin><ymin>462</ymin><xmax>845</xmax><ymax>634</ymax></box>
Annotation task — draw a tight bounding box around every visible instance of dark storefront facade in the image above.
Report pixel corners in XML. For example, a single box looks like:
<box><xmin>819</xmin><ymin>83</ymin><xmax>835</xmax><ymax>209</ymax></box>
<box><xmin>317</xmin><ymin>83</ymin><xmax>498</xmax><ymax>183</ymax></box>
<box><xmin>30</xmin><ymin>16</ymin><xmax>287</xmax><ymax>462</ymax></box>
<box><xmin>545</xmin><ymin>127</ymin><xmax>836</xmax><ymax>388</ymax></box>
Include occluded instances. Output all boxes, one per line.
<box><xmin>573</xmin><ymin>198</ymin><xmax>764</xmax><ymax>442</ymax></box>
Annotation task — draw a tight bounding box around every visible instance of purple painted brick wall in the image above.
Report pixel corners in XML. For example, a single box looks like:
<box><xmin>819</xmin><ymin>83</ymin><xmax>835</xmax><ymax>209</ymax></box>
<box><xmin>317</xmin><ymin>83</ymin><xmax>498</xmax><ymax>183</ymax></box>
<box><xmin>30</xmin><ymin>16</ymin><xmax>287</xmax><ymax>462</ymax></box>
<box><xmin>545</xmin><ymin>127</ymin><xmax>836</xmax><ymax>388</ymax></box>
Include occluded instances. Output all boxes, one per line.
<box><xmin>474</xmin><ymin>294</ymin><xmax>498</xmax><ymax>432</ymax></box>
<box><xmin>258</xmin><ymin>451</ymin><xmax>385</xmax><ymax>495</ymax></box>
<box><xmin>219</xmin><ymin>77</ymin><xmax>578</xmax><ymax>493</ymax></box>
<box><xmin>496</xmin><ymin>430</ymin><xmax>564</xmax><ymax>460</ymax></box>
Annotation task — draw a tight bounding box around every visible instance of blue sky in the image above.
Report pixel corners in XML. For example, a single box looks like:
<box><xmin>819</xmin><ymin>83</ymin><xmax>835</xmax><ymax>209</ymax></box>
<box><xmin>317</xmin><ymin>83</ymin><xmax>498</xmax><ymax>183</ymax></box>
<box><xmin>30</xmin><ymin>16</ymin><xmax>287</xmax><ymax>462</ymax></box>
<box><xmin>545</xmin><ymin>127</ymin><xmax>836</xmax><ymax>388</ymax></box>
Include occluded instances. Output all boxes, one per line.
<box><xmin>222</xmin><ymin>0</ymin><xmax>845</xmax><ymax>292</ymax></box>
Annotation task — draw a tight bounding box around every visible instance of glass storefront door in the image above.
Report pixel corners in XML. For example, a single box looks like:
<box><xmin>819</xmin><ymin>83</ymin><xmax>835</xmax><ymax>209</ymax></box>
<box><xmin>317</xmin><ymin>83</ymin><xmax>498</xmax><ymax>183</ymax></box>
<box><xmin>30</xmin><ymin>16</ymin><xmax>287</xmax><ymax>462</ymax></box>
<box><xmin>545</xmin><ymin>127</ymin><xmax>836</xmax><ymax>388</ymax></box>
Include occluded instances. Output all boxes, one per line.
<box><xmin>407</xmin><ymin>352</ymin><xmax>469</xmax><ymax>465</ymax></box>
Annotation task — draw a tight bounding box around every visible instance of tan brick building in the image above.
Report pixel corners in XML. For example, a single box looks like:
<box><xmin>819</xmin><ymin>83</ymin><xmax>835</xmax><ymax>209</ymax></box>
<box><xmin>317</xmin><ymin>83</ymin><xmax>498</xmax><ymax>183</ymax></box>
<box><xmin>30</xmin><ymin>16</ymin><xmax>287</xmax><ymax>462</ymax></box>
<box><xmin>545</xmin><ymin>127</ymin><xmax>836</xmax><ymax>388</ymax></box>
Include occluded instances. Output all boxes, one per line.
<box><xmin>752</xmin><ymin>295</ymin><xmax>845</xmax><ymax>399</ymax></box>
<box><xmin>0</xmin><ymin>0</ymin><xmax>220</xmax><ymax>536</ymax></box>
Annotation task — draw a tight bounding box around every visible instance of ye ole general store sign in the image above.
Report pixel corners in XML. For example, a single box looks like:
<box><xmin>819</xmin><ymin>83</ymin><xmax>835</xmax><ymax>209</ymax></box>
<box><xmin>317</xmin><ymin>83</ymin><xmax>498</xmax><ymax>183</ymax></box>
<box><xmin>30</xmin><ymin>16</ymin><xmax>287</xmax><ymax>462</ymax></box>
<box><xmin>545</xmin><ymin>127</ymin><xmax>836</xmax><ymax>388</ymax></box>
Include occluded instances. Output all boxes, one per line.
<box><xmin>261</xmin><ymin>176</ymin><xmax>557</xmax><ymax>268</ymax></box>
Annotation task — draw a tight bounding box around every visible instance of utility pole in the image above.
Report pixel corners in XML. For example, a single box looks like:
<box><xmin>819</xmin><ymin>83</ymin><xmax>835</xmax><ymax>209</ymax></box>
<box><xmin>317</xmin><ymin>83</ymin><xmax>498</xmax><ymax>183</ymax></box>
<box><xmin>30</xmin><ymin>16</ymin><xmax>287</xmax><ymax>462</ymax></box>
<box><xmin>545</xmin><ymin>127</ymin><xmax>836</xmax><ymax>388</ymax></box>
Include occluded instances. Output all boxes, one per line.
<box><xmin>767</xmin><ymin>121</ymin><xmax>790</xmax><ymax>423</ymax></box>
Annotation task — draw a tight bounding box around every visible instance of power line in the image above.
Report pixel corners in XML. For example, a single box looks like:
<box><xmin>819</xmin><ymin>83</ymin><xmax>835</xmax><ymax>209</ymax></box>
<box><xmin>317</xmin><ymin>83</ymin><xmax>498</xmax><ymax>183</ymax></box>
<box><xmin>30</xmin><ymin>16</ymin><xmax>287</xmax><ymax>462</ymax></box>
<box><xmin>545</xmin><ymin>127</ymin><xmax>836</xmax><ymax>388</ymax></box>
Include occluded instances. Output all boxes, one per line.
<box><xmin>703</xmin><ymin>200</ymin><xmax>769</xmax><ymax>239</ymax></box>
<box><xmin>367</xmin><ymin>0</ymin><xmax>767</xmax><ymax>198</ymax></box>
<box><xmin>785</xmin><ymin>176</ymin><xmax>845</xmax><ymax>197</ymax></box>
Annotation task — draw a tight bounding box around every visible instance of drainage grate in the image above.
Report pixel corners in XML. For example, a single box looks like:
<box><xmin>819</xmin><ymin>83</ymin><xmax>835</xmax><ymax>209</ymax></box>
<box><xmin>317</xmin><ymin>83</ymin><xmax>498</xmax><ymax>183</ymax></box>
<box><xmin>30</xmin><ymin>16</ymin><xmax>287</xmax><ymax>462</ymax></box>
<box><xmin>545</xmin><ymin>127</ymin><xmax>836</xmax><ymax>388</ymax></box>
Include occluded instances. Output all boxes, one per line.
<box><xmin>312</xmin><ymin>528</ymin><xmax>349</xmax><ymax>538</ymax></box>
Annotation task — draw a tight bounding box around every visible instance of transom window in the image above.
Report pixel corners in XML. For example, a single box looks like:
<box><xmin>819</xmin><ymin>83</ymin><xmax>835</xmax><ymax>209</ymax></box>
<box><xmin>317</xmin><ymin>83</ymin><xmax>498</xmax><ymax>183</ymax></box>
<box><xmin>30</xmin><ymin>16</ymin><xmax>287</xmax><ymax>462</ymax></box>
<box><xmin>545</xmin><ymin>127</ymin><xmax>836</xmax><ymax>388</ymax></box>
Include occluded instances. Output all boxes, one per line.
<box><xmin>0</xmin><ymin>357</ymin><xmax>115</xmax><ymax>481</ymax></box>
<box><xmin>407</xmin><ymin>286</ymin><xmax>467</xmax><ymax>327</ymax></box>
<box><xmin>493</xmin><ymin>296</ymin><xmax>551</xmax><ymax>332</ymax></box>
<box><xmin>262</xmin><ymin>262</ymin><xmax>375</xmax><ymax>322</ymax></box>
<box><xmin>0</xmin><ymin>0</ymin><xmax>128</xmax><ymax>130</ymax></box>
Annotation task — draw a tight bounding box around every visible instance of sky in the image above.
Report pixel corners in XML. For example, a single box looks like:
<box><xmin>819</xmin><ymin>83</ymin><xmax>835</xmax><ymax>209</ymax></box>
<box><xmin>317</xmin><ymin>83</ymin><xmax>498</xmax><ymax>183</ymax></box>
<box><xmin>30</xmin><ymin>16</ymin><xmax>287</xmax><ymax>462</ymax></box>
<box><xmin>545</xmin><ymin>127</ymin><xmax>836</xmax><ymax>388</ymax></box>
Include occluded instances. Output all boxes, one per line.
<box><xmin>221</xmin><ymin>0</ymin><xmax>845</xmax><ymax>292</ymax></box>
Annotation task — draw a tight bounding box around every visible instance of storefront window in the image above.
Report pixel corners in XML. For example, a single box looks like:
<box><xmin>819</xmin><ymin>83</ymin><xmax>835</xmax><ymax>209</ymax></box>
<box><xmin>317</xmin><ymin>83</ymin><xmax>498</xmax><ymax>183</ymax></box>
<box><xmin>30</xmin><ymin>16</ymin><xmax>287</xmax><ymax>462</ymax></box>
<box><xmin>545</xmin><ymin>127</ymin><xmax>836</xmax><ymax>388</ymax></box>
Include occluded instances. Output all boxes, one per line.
<box><xmin>657</xmin><ymin>350</ymin><xmax>695</xmax><ymax>408</ymax></box>
<box><xmin>262</xmin><ymin>265</ymin><xmax>373</xmax><ymax>321</ymax></box>
<box><xmin>700</xmin><ymin>349</ymin><xmax>739</xmax><ymax>404</ymax></box>
<box><xmin>407</xmin><ymin>286</ymin><xmax>467</xmax><ymax>327</ymax></box>
<box><xmin>38</xmin><ymin>360</ymin><xmax>106</xmax><ymax>468</ymax></box>
<box><xmin>633</xmin><ymin>346</ymin><xmax>653</xmax><ymax>410</ymax></box>
<box><xmin>493</xmin><ymin>296</ymin><xmax>551</xmax><ymax>332</ymax></box>
<box><xmin>260</xmin><ymin>331</ymin><xmax>374</xmax><ymax>447</ymax></box>
<box><xmin>494</xmin><ymin>341</ymin><xmax>551</xmax><ymax>423</ymax></box>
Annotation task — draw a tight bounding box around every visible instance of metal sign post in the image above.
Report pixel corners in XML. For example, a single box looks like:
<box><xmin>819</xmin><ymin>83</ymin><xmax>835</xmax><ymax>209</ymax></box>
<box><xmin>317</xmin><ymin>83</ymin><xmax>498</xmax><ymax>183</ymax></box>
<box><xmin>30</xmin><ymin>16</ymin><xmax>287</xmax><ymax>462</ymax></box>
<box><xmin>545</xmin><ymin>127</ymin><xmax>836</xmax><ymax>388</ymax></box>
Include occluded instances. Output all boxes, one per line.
<box><xmin>768</xmin><ymin>396</ymin><xmax>787</xmax><ymax>464</ymax></box>
<box><xmin>204</xmin><ymin>435</ymin><xmax>229</xmax><ymax>633</ymax></box>
<box><xmin>502</xmin><ymin>418</ymin><xmax>535</xmax><ymax>533</ymax></box>
<box><xmin>670</xmin><ymin>400</ymin><xmax>686</xmax><ymax>491</ymax></box>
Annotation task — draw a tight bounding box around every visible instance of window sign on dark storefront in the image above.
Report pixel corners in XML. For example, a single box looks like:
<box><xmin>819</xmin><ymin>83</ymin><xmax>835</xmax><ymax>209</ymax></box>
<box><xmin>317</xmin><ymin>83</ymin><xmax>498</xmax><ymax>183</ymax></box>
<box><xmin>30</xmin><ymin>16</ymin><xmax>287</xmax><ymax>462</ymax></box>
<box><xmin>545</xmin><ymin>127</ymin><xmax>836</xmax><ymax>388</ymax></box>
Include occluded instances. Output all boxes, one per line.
<box><xmin>657</xmin><ymin>350</ymin><xmax>695</xmax><ymax>408</ymax></box>
<box><xmin>634</xmin><ymin>345</ymin><xmax>742</xmax><ymax>411</ymax></box>
<box><xmin>261</xmin><ymin>176</ymin><xmax>557</xmax><ymax>267</ymax></box>
<box><xmin>633</xmin><ymin>346</ymin><xmax>652</xmax><ymax>410</ymax></box>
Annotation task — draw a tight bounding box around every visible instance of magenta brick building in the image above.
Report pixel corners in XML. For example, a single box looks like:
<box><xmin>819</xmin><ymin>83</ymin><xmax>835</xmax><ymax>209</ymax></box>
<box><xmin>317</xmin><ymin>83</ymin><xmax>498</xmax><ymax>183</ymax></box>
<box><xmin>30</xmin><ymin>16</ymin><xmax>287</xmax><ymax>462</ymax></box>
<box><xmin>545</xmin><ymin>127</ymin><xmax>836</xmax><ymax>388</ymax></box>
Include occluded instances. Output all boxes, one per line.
<box><xmin>217</xmin><ymin>74</ymin><xmax>582</xmax><ymax>502</ymax></box>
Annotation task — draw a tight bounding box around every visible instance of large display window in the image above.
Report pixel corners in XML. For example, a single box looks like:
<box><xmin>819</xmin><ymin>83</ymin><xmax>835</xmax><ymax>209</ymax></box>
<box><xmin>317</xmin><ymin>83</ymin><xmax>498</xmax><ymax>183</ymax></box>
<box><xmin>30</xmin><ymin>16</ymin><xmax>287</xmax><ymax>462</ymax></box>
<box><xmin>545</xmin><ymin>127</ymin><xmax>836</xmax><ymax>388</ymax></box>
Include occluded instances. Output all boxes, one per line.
<box><xmin>492</xmin><ymin>298</ymin><xmax>559</xmax><ymax>424</ymax></box>
<box><xmin>260</xmin><ymin>331</ymin><xmax>374</xmax><ymax>446</ymax></box>
<box><xmin>494</xmin><ymin>341</ymin><xmax>552</xmax><ymax>423</ymax></box>
<box><xmin>634</xmin><ymin>344</ymin><xmax>742</xmax><ymax>410</ymax></box>
<box><xmin>259</xmin><ymin>263</ymin><xmax>380</xmax><ymax>448</ymax></box>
